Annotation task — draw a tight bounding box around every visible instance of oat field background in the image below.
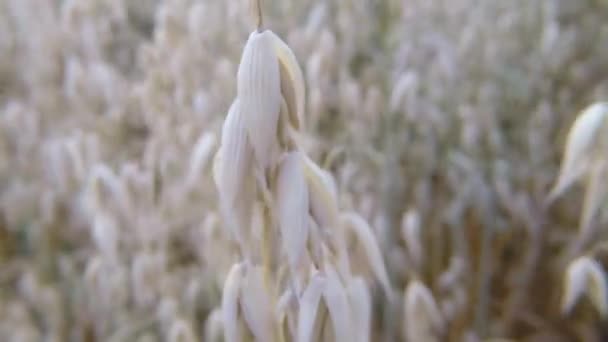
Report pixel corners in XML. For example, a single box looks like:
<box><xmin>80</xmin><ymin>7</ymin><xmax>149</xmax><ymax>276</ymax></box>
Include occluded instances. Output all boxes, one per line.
<box><xmin>0</xmin><ymin>0</ymin><xmax>607</xmax><ymax>341</ymax></box>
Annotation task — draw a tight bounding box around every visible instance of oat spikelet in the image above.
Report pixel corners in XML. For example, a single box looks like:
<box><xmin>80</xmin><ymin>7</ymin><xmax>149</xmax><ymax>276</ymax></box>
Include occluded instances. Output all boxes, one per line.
<box><xmin>401</xmin><ymin>209</ymin><xmax>423</xmax><ymax>270</ymax></box>
<box><xmin>167</xmin><ymin>319</ymin><xmax>197</xmax><ymax>342</ymax></box>
<box><xmin>268</xmin><ymin>31</ymin><xmax>306</xmax><ymax>130</ymax></box>
<box><xmin>303</xmin><ymin>156</ymin><xmax>339</xmax><ymax>231</ymax></box>
<box><xmin>297</xmin><ymin>271</ymin><xmax>326</xmax><ymax>342</ymax></box>
<box><xmin>276</xmin><ymin>151</ymin><xmax>310</xmax><ymax>274</ymax></box>
<box><xmin>222</xmin><ymin>263</ymin><xmax>245</xmax><ymax>342</ymax></box>
<box><xmin>341</xmin><ymin>212</ymin><xmax>392</xmax><ymax>297</ymax></box>
<box><xmin>587</xmin><ymin>264</ymin><xmax>608</xmax><ymax>318</ymax></box>
<box><xmin>216</xmin><ymin>100</ymin><xmax>255</xmax><ymax>257</ymax></box>
<box><xmin>240</xmin><ymin>265</ymin><xmax>275</xmax><ymax>342</ymax></box>
<box><xmin>346</xmin><ymin>277</ymin><xmax>372</xmax><ymax>342</ymax></box>
<box><xmin>237</xmin><ymin>30</ymin><xmax>281</xmax><ymax>171</ymax></box>
<box><xmin>562</xmin><ymin>256</ymin><xmax>608</xmax><ymax>317</ymax></box>
<box><xmin>404</xmin><ymin>280</ymin><xmax>444</xmax><ymax>342</ymax></box>
<box><xmin>322</xmin><ymin>263</ymin><xmax>354</xmax><ymax>342</ymax></box>
<box><xmin>204</xmin><ymin>309</ymin><xmax>224</xmax><ymax>342</ymax></box>
<box><xmin>186</xmin><ymin>131</ymin><xmax>216</xmax><ymax>186</ymax></box>
<box><xmin>548</xmin><ymin>102</ymin><xmax>608</xmax><ymax>202</ymax></box>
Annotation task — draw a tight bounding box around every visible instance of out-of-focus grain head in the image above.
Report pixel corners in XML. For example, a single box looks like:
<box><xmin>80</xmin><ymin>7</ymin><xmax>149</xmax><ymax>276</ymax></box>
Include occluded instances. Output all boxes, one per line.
<box><xmin>401</xmin><ymin>209</ymin><xmax>423</xmax><ymax>271</ymax></box>
<box><xmin>203</xmin><ymin>309</ymin><xmax>223</xmax><ymax>342</ymax></box>
<box><xmin>167</xmin><ymin>318</ymin><xmax>197</xmax><ymax>342</ymax></box>
<box><xmin>83</xmin><ymin>164</ymin><xmax>130</xmax><ymax>218</ymax></box>
<box><xmin>548</xmin><ymin>102</ymin><xmax>608</xmax><ymax>239</ymax></box>
<box><xmin>548</xmin><ymin>102</ymin><xmax>608</xmax><ymax>203</ymax></box>
<box><xmin>341</xmin><ymin>212</ymin><xmax>392</xmax><ymax>298</ymax></box>
<box><xmin>561</xmin><ymin>256</ymin><xmax>607</xmax><ymax>318</ymax></box>
<box><xmin>91</xmin><ymin>212</ymin><xmax>119</xmax><ymax>260</ymax></box>
<box><xmin>185</xmin><ymin>132</ymin><xmax>216</xmax><ymax>189</ymax></box>
<box><xmin>404</xmin><ymin>280</ymin><xmax>444</xmax><ymax>342</ymax></box>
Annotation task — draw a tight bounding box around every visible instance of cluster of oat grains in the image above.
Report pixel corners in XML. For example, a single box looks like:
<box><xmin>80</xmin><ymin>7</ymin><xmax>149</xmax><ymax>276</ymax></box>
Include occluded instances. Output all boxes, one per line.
<box><xmin>212</xmin><ymin>5</ymin><xmax>390</xmax><ymax>341</ymax></box>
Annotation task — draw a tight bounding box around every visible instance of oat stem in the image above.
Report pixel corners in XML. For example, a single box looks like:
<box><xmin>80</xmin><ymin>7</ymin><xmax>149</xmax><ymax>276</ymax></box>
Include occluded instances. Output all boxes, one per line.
<box><xmin>261</xmin><ymin>203</ymin><xmax>281</xmax><ymax>341</ymax></box>
<box><xmin>254</xmin><ymin>0</ymin><xmax>264</xmax><ymax>32</ymax></box>
<box><xmin>473</xmin><ymin>187</ymin><xmax>496</xmax><ymax>338</ymax></box>
<box><xmin>259</xmin><ymin>175</ymin><xmax>282</xmax><ymax>342</ymax></box>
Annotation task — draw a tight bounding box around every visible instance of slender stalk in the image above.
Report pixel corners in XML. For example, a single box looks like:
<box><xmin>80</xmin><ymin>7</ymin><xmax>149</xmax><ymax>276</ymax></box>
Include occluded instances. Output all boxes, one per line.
<box><xmin>254</xmin><ymin>182</ymin><xmax>281</xmax><ymax>340</ymax></box>
<box><xmin>473</xmin><ymin>185</ymin><xmax>496</xmax><ymax>338</ymax></box>
<box><xmin>258</xmin><ymin>174</ymin><xmax>282</xmax><ymax>342</ymax></box>
<box><xmin>254</xmin><ymin>0</ymin><xmax>264</xmax><ymax>32</ymax></box>
<box><xmin>501</xmin><ymin>199</ymin><xmax>547</xmax><ymax>334</ymax></box>
<box><xmin>473</xmin><ymin>213</ymin><xmax>493</xmax><ymax>337</ymax></box>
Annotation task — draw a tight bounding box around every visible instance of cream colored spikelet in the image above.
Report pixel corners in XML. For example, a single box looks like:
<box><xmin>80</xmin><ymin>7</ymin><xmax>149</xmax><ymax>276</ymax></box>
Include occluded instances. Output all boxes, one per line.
<box><xmin>548</xmin><ymin>102</ymin><xmax>608</xmax><ymax>202</ymax></box>
<box><xmin>215</xmin><ymin>99</ymin><xmax>255</xmax><ymax>257</ymax></box>
<box><xmin>548</xmin><ymin>102</ymin><xmax>608</xmax><ymax>241</ymax></box>
<box><xmin>404</xmin><ymin>280</ymin><xmax>444</xmax><ymax>342</ymax></box>
<box><xmin>561</xmin><ymin>256</ymin><xmax>608</xmax><ymax>317</ymax></box>
<box><xmin>346</xmin><ymin>277</ymin><xmax>372</xmax><ymax>342</ymax></box>
<box><xmin>297</xmin><ymin>272</ymin><xmax>326</xmax><ymax>342</ymax></box>
<box><xmin>322</xmin><ymin>263</ymin><xmax>355</xmax><ymax>342</ymax></box>
<box><xmin>222</xmin><ymin>263</ymin><xmax>245</xmax><ymax>342</ymax></box>
<box><xmin>186</xmin><ymin>131</ymin><xmax>216</xmax><ymax>187</ymax></box>
<box><xmin>237</xmin><ymin>30</ymin><xmax>281</xmax><ymax>172</ymax></box>
<box><xmin>341</xmin><ymin>212</ymin><xmax>392</xmax><ymax>297</ymax></box>
<box><xmin>276</xmin><ymin>151</ymin><xmax>310</xmax><ymax>274</ymax></box>
<box><xmin>401</xmin><ymin>209</ymin><xmax>423</xmax><ymax>270</ymax></box>
<box><xmin>240</xmin><ymin>265</ymin><xmax>275</xmax><ymax>342</ymax></box>
<box><xmin>268</xmin><ymin>30</ymin><xmax>306</xmax><ymax>130</ymax></box>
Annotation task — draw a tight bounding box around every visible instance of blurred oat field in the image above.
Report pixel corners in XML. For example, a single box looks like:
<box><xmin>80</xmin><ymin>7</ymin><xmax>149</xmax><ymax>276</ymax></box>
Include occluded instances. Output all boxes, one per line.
<box><xmin>0</xmin><ymin>0</ymin><xmax>607</xmax><ymax>341</ymax></box>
